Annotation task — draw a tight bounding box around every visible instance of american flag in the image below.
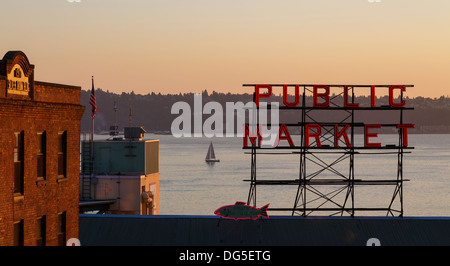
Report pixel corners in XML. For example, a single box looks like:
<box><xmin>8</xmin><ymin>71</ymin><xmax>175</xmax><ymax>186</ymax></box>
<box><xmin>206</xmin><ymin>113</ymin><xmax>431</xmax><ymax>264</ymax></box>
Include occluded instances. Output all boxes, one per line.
<box><xmin>90</xmin><ymin>76</ymin><xmax>97</xmax><ymax>119</ymax></box>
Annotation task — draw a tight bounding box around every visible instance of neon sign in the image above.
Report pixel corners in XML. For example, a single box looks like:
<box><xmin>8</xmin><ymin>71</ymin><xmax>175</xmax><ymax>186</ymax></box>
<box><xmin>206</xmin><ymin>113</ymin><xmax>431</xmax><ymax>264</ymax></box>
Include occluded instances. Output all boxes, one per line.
<box><xmin>244</xmin><ymin>84</ymin><xmax>415</xmax><ymax>149</ymax></box>
<box><xmin>214</xmin><ymin>201</ymin><xmax>269</xmax><ymax>220</ymax></box>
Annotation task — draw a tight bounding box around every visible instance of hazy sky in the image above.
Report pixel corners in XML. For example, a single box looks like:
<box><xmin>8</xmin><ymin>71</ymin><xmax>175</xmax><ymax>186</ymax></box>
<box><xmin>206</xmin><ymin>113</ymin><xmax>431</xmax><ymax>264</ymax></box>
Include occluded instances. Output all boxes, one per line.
<box><xmin>1</xmin><ymin>0</ymin><xmax>449</xmax><ymax>98</ymax></box>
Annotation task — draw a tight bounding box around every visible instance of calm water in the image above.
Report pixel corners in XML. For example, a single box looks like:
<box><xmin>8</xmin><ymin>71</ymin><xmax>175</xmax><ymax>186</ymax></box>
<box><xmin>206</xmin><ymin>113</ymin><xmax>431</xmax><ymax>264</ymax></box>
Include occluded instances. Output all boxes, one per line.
<box><xmin>150</xmin><ymin>133</ymin><xmax>450</xmax><ymax>217</ymax></box>
<box><xmin>94</xmin><ymin>134</ymin><xmax>449</xmax><ymax>217</ymax></box>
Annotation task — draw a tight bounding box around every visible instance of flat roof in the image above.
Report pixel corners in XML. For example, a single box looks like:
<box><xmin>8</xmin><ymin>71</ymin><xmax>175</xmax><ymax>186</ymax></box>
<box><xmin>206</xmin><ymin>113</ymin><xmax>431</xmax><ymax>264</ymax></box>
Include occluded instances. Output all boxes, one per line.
<box><xmin>79</xmin><ymin>214</ymin><xmax>450</xmax><ymax>246</ymax></box>
<box><xmin>79</xmin><ymin>213</ymin><xmax>450</xmax><ymax>220</ymax></box>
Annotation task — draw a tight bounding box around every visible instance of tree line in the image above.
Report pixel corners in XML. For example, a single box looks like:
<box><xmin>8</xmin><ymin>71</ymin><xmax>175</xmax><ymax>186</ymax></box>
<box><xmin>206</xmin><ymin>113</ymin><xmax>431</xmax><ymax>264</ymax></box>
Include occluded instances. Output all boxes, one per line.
<box><xmin>80</xmin><ymin>89</ymin><xmax>450</xmax><ymax>134</ymax></box>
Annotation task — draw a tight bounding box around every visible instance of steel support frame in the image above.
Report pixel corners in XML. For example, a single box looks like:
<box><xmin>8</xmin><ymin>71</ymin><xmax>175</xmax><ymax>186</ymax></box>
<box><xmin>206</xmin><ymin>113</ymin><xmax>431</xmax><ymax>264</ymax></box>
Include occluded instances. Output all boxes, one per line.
<box><xmin>245</xmin><ymin>84</ymin><xmax>412</xmax><ymax>217</ymax></box>
<box><xmin>291</xmin><ymin>86</ymin><xmax>356</xmax><ymax>217</ymax></box>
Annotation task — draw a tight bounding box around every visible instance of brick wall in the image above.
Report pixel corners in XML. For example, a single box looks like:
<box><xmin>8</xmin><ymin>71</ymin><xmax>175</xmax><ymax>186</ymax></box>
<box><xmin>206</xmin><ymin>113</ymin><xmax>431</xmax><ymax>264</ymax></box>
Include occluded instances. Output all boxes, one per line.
<box><xmin>0</xmin><ymin>51</ymin><xmax>85</xmax><ymax>246</ymax></box>
<box><xmin>0</xmin><ymin>78</ymin><xmax>5</xmax><ymax>98</ymax></box>
<box><xmin>34</xmin><ymin>81</ymin><xmax>81</xmax><ymax>105</ymax></box>
<box><xmin>0</xmin><ymin>93</ymin><xmax>85</xmax><ymax>246</ymax></box>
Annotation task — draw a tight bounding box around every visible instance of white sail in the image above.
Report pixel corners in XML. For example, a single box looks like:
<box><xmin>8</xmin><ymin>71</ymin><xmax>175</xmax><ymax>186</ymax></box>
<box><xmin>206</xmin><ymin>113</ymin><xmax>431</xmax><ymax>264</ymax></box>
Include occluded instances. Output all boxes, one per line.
<box><xmin>205</xmin><ymin>142</ymin><xmax>219</xmax><ymax>162</ymax></box>
<box><xmin>206</xmin><ymin>142</ymin><xmax>214</xmax><ymax>160</ymax></box>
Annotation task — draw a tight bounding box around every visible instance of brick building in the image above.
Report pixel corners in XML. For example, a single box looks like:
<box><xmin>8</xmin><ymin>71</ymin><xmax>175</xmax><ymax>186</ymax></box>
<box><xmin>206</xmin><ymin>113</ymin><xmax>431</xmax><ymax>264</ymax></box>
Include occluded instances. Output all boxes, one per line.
<box><xmin>0</xmin><ymin>51</ymin><xmax>85</xmax><ymax>246</ymax></box>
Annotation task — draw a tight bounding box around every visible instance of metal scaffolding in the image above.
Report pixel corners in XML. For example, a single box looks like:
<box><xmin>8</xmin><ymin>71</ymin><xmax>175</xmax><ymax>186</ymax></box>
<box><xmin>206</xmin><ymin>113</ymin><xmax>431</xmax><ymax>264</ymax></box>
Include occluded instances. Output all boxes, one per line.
<box><xmin>243</xmin><ymin>84</ymin><xmax>414</xmax><ymax>217</ymax></box>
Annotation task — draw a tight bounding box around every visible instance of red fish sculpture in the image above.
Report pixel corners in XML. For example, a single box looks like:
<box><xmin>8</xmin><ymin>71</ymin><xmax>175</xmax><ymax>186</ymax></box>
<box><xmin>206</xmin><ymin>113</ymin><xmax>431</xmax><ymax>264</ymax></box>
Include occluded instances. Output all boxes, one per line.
<box><xmin>214</xmin><ymin>201</ymin><xmax>269</xmax><ymax>220</ymax></box>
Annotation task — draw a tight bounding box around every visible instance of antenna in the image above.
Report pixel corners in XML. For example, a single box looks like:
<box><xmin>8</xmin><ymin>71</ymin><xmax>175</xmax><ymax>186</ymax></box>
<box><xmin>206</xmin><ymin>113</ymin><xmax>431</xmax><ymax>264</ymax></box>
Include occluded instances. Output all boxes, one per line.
<box><xmin>109</xmin><ymin>101</ymin><xmax>119</xmax><ymax>137</ymax></box>
<box><xmin>129</xmin><ymin>104</ymin><xmax>132</xmax><ymax>127</ymax></box>
<box><xmin>114</xmin><ymin>101</ymin><xmax>118</xmax><ymax>128</ymax></box>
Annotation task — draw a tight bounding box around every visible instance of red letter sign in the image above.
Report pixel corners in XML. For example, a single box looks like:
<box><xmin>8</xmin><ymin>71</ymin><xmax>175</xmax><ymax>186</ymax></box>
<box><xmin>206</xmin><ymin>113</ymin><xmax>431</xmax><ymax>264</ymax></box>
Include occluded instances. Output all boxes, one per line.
<box><xmin>313</xmin><ymin>85</ymin><xmax>330</xmax><ymax>107</ymax></box>
<box><xmin>255</xmin><ymin>85</ymin><xmax>272</xmax><ymax>107</ymax></box>
<box><xmin>283</xmin><ymin>85</ymin><xmax>300</xmax><ymax>107</ymax></box>
<box><xmin>344</xmin><ymin>85</ymin><xmax>359</xmax><ymax>108</ymax></box>
<box><xmin>244</xmin><ymin>124</ymin><xmax>263</xmax><ymax>147</ymax></box>
<box><xmin>371</xmin><ymin>85</ymin><xmax>376</xmax><ymax>108</ymax></box>
<box><xmin>364</xmin><ymin>125</ymin><xmax>381</xmax><ymax>148</ymax></box>
<box><xmin>305</xmin><ymin>124</ymin><xmax>322</xmax><ymax>147</ymax></box>
<box><xmin>275</xmin><ymin>124</ymin><xmax>294</xmax><ymax>147</ymax></box>
<box><xmin>397</xmin><ymin>124</ymin><xmax>414</xmax><ymax>146</ymax></box>
<box><xmin>389</xmin><ymin>85</ymin><xmax>406</xmax><ymax>107</ymax></box>
<box><xmin>334</xmin><ymin>125</ymin><xmax>352</xmax><ymax>147</ymax></box>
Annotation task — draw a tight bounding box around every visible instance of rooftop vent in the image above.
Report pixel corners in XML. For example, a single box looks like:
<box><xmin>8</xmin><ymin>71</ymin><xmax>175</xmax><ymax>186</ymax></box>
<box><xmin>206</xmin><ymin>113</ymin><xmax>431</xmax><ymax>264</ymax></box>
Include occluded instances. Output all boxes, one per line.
<box><xmin>124</xmin><ymin>127</ymin><xmax>146</xmax><ymax>140</ymax></box>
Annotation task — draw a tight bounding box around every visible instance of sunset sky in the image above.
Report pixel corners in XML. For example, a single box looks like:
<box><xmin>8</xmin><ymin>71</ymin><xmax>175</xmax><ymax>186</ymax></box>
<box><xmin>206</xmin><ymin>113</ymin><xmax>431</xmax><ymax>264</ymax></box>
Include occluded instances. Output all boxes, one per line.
<box><xmin>1</xmin><ymin>0</ymin><xmax>449</xmax><ymax>98</ymax></box>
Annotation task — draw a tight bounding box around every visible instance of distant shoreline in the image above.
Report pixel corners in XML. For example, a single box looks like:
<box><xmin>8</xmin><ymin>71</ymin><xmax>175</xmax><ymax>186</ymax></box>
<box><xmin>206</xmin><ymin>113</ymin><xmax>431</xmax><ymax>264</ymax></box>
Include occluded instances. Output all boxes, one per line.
<box><xmin>79</xmin><ymin>89</ymin><xmax>450</xmax><ymax>135</ymax></box>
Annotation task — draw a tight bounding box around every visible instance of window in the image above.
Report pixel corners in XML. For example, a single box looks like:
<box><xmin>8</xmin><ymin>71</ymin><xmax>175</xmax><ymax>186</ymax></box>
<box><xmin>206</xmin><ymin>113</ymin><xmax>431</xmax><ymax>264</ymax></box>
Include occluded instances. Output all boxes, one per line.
<box><xmin>13</xmin><ymin>220</ymin><xmax>24</xmax><ymax>246</ymax></box>
<box><xmin>36</xmin><ymin>216</ymin><xmax>46</xmax><ymax>246</ymax></box>
<box><xmin>14</xmin><ymin>131</ymin><xmax>24</xmax><ymax>195</ymax></box>
<box><xmin>57</xmin><ymin>131</ymin><xmax>67</xmax><ymax>178</ymax></box>
<box><xmin>37</xmin><ymin>132</ymin><xmax>46</xmax><ymax>179</ymax></box>
<box><xmin>57</xmin><ymin>212</ymin><xmax>66</xmax><ymax>246</ymax></box>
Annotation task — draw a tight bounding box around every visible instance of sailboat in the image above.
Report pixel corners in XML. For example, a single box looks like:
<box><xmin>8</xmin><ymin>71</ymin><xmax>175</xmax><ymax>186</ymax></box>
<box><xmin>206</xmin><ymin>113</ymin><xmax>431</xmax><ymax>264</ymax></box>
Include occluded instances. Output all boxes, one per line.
<box><xmin>205</xmin><ymin>142</ymin><xmax>220</xmax><ymax>163</ymax></box>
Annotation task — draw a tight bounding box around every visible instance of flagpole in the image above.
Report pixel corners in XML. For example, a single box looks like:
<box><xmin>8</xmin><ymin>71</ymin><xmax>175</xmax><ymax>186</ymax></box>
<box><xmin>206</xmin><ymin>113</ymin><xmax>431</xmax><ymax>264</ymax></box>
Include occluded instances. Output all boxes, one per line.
<box><xmin>90</xmin><ymin>76</ymin><xmax>96</xmax><ymax>199</ymax></box>
<box><xmin>90</xmin><ymin>76</ymin><xmax>95</xmax><ymax>179</ymax></box>
<box><xmin>91</xmin><ymin>76</ymin><xmax>95</xmax><ymax>143</ymax></box>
